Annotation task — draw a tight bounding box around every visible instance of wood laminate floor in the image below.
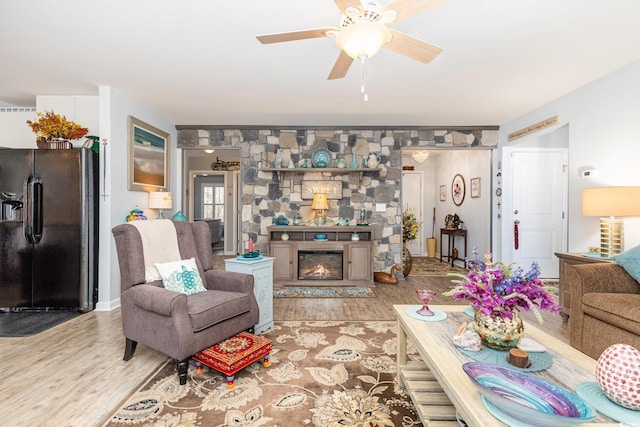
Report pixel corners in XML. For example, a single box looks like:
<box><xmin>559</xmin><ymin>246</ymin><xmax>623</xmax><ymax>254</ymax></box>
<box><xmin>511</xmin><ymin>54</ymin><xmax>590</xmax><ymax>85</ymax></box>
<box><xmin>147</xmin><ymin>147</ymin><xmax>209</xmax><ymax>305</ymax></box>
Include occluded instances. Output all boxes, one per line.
<box><xmin>0</xmin><ymin>273</ymin><xmax>568</xmax><ymax>426</ymax></box>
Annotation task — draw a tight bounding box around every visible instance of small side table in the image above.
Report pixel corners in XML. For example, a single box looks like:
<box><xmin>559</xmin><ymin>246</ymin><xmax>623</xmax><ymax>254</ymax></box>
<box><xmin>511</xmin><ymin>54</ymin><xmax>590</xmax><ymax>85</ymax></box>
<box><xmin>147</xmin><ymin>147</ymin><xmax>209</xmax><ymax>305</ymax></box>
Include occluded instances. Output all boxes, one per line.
<box><xmin>225</xmin><ymin>256</ymin><xmax>275</xmax><ymax>334</ymax></box>
<box><xmin>440</xmin><ymin>228</ymin><xmax>467</xmax><ymax>267</ymax></box>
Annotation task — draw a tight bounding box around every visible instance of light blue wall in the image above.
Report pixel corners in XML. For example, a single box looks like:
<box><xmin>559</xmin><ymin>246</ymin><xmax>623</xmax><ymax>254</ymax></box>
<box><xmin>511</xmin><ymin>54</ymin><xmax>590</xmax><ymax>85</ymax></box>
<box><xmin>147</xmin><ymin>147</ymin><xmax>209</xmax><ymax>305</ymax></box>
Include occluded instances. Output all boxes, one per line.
<box><xmin>497</xmin><ymin>59</ymin><xmax>640</xmax><ymax>258</ymax></box>
<box><xmin>98</xmin><ymin>86</ymin><xmax>178</xmax><ymax>310</ymax></box>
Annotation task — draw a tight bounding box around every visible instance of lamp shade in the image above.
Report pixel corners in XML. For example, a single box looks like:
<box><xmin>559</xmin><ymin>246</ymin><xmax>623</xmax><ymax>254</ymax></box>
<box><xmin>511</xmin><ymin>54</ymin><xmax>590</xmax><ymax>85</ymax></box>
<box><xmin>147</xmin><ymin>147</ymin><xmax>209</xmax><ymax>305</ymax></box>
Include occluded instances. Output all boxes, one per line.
<box><xmin>582</xmin><ymin>187</ymin><xmax>640</xmax><ymax>217</ymax></box>
<box><xmin>336</xmin><ymin>20</ymin><xmax>391</xmax><ymax>60</ymax></box>
<box><xmin>311</xmin><ymin>193</ymin><xmax>329</xmax><ymax>210</ymax></box>
<box><xmin>149</xmin><ymin>191</ymin><xmax>173</xmax><ymax>209</ymax></box>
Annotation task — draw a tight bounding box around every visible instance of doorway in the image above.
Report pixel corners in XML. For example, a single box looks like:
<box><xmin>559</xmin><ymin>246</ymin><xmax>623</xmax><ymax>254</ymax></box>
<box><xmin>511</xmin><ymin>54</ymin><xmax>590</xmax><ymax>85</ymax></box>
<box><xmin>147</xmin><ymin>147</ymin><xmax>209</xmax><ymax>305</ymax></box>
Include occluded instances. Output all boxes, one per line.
<box><xmin>182</xmin><ymin>148</ymin><xmax>241</xmax><ymax>255</ymax></box>
<box><xmin>402</xmin><ymin>170</ymin><xmax>424</xmax><ymax>256</ymax></box>
<box><xmin>401</xmin><ymin>149</ymin><xmax>492</xmax><ymax>262</ymax></box>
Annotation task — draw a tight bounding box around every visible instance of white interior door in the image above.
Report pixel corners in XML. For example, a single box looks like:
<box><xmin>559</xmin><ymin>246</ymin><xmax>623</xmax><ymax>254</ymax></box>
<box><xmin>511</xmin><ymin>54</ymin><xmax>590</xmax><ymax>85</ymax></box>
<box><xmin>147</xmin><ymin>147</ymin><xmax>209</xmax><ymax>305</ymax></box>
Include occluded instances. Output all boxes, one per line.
<box><xmin>402</xmin><ymin>171</ymin><xmax>424</xmax><ymax>256</ymax></box>
<box><xmin>502</xmin><ymin>147</ymin><xmax>567</xmax><ymax>277</ymax></box>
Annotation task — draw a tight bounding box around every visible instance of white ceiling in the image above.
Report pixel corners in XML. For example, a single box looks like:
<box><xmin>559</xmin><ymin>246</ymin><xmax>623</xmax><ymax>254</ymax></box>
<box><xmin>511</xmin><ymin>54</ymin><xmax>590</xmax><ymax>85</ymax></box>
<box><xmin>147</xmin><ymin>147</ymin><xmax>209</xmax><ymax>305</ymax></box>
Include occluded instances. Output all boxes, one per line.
<box><xmin>1</xmin><ymin>0</ymin><xmax>640</xmax><ymax>127</ymax></box>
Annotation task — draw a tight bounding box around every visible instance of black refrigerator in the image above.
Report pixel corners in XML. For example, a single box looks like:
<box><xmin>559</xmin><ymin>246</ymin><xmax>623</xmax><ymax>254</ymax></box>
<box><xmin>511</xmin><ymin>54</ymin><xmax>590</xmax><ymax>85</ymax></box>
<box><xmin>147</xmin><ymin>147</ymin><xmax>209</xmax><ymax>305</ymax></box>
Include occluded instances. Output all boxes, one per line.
<box><xmin>0</xmin><ymin>148</ymin><xmax>98</xmax><ymax>311</ymax></box>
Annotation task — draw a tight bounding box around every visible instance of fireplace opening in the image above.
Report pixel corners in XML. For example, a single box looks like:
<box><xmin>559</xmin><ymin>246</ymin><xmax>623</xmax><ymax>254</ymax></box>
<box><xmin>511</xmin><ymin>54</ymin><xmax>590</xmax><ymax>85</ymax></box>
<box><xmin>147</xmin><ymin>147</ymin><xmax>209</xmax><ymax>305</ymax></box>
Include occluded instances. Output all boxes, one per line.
<box><xmin>298</xmin><ymin>250</ymin><xmax>343</xmax><ymax>280</ymax></box>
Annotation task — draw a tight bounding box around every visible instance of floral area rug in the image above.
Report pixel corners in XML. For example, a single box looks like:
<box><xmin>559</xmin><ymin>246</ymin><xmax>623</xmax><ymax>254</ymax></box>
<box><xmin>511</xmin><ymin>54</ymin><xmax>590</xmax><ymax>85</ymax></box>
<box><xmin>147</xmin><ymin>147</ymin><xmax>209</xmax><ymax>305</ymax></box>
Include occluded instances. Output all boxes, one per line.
<box><xmin>273</xmin><ymin>286</ymin><xmax>375</xmax><ymax>298</ymax></box>
<box><xmin>104</xmin><ymin>321</ymin><xmax>421</xmax><ymax>427</ymax></box>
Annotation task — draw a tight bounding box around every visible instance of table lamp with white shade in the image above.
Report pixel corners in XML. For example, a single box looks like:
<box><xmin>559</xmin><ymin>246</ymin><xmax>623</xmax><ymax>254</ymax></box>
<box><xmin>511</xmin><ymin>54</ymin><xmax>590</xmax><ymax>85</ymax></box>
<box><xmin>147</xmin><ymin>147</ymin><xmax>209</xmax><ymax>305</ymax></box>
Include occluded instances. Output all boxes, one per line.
<box><xmin>582</xmin><ymin>186</ymin><xmax>640</xmax><ymax>258</ymax></box>
<box><xmin>149</xmin><ymin>191</ymin><xmax>173</xmax><ymax>219</ymax></box>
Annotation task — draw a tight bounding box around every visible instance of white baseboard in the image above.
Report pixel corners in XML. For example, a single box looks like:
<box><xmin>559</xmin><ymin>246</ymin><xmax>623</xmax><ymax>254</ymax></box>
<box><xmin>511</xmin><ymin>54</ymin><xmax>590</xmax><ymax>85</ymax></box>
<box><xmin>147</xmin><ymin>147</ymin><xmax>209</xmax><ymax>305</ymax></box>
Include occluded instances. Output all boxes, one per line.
<box><xmin>95</xmin><ymin>298</ymin><xmax>121</xmax><ymax>311</ymax></box>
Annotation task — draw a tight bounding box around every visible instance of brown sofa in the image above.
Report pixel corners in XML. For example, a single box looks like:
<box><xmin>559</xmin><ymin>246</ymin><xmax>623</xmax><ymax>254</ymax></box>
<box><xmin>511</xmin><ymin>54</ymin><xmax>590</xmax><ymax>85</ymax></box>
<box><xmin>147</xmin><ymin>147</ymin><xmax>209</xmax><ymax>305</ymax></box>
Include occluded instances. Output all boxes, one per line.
<box><xmin>112</xmin><ymin>221</ymin><xmax>259</xmax><ymax>384</ymax></box>
<box><xmin>567</xmin><ymin>262</ymin><xmax>640</xmax><ymax>359</ymax></box>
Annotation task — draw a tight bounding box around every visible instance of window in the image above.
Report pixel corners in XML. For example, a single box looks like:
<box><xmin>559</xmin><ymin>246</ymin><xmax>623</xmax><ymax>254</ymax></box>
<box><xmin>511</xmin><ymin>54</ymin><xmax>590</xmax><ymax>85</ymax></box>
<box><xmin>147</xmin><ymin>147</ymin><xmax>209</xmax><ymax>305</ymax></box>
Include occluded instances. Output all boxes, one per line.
<box><xmin>202</xmin><ymin>184</ymin><xmax>224</xmax><ymax>220</ymax></box>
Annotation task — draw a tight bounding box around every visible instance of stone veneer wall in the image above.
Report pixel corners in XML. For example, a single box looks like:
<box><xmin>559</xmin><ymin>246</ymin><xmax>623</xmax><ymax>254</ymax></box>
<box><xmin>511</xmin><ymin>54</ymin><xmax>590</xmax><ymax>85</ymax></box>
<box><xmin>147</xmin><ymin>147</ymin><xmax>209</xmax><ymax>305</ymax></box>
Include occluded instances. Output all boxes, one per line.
<box><xmin>178</xmin><ymin>127</ymin><xmax>498</xmax><ymax>271</ymax></box>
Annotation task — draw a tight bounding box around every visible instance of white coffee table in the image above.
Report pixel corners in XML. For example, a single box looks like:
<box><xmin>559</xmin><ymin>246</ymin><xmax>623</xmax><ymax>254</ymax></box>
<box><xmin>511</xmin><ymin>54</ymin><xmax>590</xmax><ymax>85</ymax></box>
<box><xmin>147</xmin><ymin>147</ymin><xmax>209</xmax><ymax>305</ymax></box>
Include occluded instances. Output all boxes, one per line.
<box><xmin>394</xmin><ymin>305</ymin><xmax>620</xmax><ymax>427</ymax></box>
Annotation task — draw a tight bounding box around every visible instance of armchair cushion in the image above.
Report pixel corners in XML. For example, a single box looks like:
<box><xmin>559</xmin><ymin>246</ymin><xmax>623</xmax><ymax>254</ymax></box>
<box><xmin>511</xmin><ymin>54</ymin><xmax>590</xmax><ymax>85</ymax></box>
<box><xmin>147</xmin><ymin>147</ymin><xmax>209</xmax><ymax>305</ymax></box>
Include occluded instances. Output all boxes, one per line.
<box><xmin>187</xmin><ymin>290</ymin><xmax>253</xmax><ymax>332</ymax></box>
<box><xmin>612</xmin><ymin>244</ymin><xmax>640</xmax><ymax>284</ymax></box>
<box><xmin>155</xmin><ymin>258</ymin><xmax>207</xmax><ymax>295</ymax></box>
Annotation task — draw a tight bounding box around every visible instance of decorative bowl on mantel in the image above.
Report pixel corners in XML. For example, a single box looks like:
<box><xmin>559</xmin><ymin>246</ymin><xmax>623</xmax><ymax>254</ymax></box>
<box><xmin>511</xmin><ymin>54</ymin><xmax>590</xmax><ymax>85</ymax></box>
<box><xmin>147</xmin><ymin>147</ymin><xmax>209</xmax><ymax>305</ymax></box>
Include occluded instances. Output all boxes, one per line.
<box><xmin>462</xmin><ymin>362</ymin><xmax>596</xmax><ymax>426</ymax></box>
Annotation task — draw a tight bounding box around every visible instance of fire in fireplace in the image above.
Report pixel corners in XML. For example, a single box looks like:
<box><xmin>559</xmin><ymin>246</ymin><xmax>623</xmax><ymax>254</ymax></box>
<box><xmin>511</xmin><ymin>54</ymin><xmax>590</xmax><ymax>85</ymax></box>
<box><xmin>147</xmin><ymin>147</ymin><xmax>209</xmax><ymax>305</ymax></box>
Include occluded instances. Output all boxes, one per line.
<box><xmin>298</xmin><ymin>250</ymin><xmax>343</xmax><ymax>280</ymax></box>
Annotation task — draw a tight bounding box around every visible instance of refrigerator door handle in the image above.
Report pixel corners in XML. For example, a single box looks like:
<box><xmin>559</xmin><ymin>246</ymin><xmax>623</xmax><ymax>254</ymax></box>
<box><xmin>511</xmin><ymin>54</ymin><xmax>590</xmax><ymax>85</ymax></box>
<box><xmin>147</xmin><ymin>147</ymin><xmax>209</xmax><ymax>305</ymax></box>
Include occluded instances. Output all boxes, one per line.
<box><xmin>26</xmin><ymin>175</ymin><xmax>43</xmax><ymax>244</ymax></box>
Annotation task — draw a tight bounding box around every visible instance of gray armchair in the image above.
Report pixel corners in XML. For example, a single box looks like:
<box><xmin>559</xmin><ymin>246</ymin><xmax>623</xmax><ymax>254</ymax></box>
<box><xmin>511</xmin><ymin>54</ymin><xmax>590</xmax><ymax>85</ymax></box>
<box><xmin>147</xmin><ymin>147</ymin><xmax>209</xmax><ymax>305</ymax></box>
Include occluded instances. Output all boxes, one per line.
<box><xmin>112</xmin><ymin>221</ymin><xmax>259</xmax><ymax>384</ymax></box>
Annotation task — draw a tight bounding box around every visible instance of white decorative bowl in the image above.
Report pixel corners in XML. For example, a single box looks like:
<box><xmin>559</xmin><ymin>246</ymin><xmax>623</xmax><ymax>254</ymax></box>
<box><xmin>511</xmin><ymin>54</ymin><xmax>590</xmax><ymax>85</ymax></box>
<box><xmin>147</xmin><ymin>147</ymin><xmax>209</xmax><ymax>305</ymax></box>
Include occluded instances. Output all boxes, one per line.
<box><xmin>596</xmin><ymin>343</ymin><xmax>640</xmax><ymax>410</ymax></box>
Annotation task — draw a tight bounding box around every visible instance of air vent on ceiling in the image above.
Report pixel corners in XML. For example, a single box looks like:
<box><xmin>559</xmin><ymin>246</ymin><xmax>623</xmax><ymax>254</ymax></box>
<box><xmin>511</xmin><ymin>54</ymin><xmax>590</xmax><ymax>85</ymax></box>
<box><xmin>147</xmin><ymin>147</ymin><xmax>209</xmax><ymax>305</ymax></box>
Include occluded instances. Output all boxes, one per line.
<box><xmin>0</xmin><ymin>107</ymin><xmax>37</xmax><ymax>113</ymax></box>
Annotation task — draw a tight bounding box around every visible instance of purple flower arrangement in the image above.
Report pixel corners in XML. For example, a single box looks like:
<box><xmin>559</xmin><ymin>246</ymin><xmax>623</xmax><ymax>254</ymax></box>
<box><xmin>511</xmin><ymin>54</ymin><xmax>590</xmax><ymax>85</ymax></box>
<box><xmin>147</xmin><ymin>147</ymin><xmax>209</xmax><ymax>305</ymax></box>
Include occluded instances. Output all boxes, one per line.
<box><xmin>444</xmin><ymin>249</ymin><xmax>562</xmax><ymax>322</ymax></box>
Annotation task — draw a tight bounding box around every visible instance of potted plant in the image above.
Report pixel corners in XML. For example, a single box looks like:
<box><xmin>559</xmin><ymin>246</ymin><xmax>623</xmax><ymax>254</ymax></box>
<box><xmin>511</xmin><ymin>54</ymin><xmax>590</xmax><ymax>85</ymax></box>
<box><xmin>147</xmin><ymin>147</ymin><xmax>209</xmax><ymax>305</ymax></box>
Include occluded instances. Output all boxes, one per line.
<box><xmin>27</xmin><ymin>111</ymin><xmax>88</xmax><ymax>149</ymax></box>
<box><xmin>402</xmin><ymin>207</ymin><xmax>422</xmax><ymax>276</ymax></box>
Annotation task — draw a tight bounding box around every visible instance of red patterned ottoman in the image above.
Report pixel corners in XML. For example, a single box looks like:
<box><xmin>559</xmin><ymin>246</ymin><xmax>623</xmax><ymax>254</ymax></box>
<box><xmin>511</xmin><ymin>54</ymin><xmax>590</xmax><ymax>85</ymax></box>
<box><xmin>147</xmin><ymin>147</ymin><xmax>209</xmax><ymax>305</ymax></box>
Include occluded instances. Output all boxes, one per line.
<box><xmin>193</xmin><ymin>331</ymin><xmax>272</xmax><ymax>389</ymax></box>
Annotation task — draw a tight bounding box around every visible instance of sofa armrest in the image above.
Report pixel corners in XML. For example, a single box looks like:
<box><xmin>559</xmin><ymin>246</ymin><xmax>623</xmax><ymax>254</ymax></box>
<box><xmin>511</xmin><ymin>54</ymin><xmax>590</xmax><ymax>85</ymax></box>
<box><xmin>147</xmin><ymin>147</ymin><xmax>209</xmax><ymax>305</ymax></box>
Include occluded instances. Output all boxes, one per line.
<box><xmin>567</xmin><ymin>263</ymin><xmax>640</xmax><ymax>295</ymax></box>
<box><xmin>126</xmin><ymin>284</ymin><xmax>188</xmax><ymax>317</ymax></box>
<box><xmin>203</xmin><ymin>270</ymin><xmax>255</xmax><ymax>294</ymax></box>
<box><xmin>567</xmin><ymin>262</ymin><xmax>640</xmax><ymax>352</ymax></box>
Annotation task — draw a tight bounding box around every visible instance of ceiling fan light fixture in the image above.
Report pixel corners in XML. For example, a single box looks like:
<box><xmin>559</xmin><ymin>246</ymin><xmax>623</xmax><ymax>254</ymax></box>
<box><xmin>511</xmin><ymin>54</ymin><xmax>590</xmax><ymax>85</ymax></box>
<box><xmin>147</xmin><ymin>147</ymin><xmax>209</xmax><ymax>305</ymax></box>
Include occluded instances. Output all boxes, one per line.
<box><xmin>412</xmin><ymin>150</ymin><xmax>430</xmax><ymax>163</ymax></box>
<box><xmin>336</xmin><ymin>20</ymin><xmax>390</xmax><ymax>60</ymax></box>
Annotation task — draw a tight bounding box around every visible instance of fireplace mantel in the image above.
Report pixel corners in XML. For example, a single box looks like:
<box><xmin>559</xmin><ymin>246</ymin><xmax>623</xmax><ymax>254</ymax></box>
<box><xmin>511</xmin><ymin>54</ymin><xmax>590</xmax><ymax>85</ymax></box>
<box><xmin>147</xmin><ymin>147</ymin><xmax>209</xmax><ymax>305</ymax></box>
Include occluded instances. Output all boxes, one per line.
<box><xmin>267</xmin><ymin>225</ymin><xmax>374</xmax><ymax>286</ymax></box>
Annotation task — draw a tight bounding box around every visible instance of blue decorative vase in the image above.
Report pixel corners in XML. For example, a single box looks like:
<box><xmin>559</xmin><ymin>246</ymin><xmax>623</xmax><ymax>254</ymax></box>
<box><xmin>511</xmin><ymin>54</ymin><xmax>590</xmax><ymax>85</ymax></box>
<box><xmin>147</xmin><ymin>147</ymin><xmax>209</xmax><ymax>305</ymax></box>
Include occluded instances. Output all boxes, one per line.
<box><xmin>349</xmin><ymin>154</ymin><xmax>358</xmax><ymax>168</ymax></box>
<box><xmin>172</xmin><ymin>211</ymin><xmax>187</xmax><ymax>221</ymax></box>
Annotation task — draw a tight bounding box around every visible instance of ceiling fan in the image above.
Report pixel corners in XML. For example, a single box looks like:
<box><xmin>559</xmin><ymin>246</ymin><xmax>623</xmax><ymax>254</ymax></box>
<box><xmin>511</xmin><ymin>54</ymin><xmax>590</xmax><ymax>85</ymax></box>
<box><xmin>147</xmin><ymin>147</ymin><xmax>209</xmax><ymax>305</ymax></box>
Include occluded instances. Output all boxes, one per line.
<box><xmin>256</xmin><ymin>0</ymin><xmax>446</xmax><ymax>85</ymax></box>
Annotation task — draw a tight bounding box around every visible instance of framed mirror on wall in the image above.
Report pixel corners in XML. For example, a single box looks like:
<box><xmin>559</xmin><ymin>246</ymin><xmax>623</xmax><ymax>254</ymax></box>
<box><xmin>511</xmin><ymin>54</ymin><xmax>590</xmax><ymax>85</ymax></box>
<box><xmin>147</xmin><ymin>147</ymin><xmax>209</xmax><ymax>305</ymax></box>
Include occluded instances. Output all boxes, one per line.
<box><xmin>452</xmin><ymin>174</ymin><xmax>465</xmax><ymax>206</ymax></box>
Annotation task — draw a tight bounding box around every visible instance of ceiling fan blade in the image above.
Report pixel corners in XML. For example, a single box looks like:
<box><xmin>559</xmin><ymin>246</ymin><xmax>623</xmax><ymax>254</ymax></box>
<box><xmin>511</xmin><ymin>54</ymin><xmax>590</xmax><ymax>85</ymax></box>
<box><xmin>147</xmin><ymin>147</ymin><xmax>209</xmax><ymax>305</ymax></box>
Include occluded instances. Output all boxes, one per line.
<box><xmin>383</xmin><ymin>0</ymin><xmax>448</xmax><ymax>24</ymax></box>
<box><xmin>334</xmin><ymin>0</ymin><xmax>363</xmax><ymax>15</ymax></box>
<box><xmin>328</xmin><ymin>50</ymin><xmax>354</xmax><ymax>80</ymax></box>
<box><xmin>256</xmin><ymin>28</ymin><xmax>334</xmax><ymax>44</ymax></box>
<box><xmin>385</xmin><ymin>29</ymin><xmax>442</xmax><ymax>63</ymax></box>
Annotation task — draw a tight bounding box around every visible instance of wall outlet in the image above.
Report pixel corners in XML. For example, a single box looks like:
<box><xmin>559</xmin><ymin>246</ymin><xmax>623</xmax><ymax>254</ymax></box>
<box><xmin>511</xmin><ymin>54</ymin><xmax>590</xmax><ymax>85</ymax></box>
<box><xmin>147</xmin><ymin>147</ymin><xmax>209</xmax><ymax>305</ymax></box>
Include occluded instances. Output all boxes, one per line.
<box><xmin>375</xmin><ymin>203</ymin><xmax>386</xmax><ymax>212</ymax></box>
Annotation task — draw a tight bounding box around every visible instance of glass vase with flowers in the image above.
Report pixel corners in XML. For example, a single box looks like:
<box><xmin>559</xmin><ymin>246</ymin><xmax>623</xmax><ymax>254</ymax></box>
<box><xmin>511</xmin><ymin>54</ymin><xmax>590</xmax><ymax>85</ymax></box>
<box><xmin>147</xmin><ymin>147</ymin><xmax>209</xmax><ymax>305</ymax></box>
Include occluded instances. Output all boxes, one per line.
<box><xmin>444</xmin><ymin>249</ymin><xmax>562</xmax><ymax>349</ymax></box>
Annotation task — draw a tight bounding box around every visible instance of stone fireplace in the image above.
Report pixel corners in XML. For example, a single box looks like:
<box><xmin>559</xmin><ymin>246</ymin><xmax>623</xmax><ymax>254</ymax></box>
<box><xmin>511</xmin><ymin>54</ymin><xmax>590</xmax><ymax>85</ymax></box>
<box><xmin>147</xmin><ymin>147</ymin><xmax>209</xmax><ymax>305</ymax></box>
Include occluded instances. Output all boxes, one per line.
<box><xmin>298</xmin><ymin>250</ymin><xmax>344</xmax><ymax>281</ymax></box>
<box><xmin>177</xmin><ymin>126</ymin><xmax>499</xmax><ymax>272</ymax></box>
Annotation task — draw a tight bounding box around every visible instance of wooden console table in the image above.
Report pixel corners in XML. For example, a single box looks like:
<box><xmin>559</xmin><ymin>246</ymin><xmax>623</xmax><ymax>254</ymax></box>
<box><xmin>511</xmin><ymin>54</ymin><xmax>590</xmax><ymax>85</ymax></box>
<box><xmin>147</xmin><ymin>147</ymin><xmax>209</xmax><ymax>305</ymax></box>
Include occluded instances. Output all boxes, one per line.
<box><xmin>440</xmin><ymin>228</ymin><xmax>467</xmax><ymax>267</ymax></box>
<box><xmin>267</xmin><ymin>225</ymin><xmax>373</xmax><ymax>286</ymax></box>
<box><xmin>554</xmin><ymin>252</ymin><xmax>613</xmax><ymax>322</ymax></box>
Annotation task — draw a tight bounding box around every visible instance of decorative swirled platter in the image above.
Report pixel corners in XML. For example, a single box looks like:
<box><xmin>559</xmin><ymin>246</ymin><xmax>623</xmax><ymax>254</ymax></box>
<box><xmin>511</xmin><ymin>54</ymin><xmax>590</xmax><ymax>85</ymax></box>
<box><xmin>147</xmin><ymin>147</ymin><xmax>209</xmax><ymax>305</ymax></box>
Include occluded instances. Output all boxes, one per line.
<box><xmin>311</xmin><ymin>148</ymin><xmax>332</xmax><ymax>168</ymax></box>
<box><xmin>462</xmin><ymin>362</ymin><xmax>595</xmax><ymax>426</ymax></box>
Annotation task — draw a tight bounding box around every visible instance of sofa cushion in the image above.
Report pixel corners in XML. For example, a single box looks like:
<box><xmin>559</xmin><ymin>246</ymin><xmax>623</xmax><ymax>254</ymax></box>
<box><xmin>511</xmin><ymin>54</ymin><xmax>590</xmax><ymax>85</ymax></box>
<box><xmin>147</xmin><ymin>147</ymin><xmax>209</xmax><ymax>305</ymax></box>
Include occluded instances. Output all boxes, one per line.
<box><xmin>187</xmin><ymin>290</ymin><xmax>251</xmax><ymax>332</ymax></box>
<box><xmin>155</xmin><ymin>258</ymin><xmax>207</xmax><ymax>295</ymax></box>
<box><xmin>612</xmin><ymin>244</ymin><xmax>640</xmax><ymax>284</ymax></box>
<box><xmin>582</xmin><ymin>292</ymin><xmax>640</xmax><ymax>336</ymax></box>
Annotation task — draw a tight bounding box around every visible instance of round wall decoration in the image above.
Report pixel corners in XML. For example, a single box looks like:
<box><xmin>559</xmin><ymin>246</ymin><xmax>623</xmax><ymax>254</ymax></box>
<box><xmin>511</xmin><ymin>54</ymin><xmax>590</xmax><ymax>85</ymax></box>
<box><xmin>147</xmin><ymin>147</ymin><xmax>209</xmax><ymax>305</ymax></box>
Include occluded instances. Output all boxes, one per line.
<box><xmin>311</xmin><ymin>148</ymin><xmax>332</xmax><ymax>168</ymax></box>
<box><xmin>452</xmin><ymin>174</ymin><xmax>465</xmax><ymax>206</ymax></box>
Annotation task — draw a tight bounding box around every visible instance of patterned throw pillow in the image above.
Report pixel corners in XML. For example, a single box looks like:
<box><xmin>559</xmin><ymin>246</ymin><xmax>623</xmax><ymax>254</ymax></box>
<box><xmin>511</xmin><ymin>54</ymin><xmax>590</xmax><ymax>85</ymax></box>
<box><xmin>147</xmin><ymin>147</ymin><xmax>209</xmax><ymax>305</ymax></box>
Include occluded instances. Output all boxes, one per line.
<box><xmin>612</xmin><ymin>244</ymin><xmax>640</xmax><ymax>284</ymax></box>
<box><xmin>154</xmin><ymin>258</ymin><xmax>207</xmax><ymax>295</ymax></box>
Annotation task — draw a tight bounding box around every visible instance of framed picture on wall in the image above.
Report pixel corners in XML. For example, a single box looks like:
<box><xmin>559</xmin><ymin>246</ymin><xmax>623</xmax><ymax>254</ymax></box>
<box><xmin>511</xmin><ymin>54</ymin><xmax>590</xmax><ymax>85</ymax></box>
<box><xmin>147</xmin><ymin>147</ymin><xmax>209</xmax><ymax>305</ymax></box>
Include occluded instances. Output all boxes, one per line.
<box><xmin>471</xmin><ymin>177</ymin><xmax>480</xmax><ymax>198</ymax></box>
<box><xmin>128</xmin><ymin>116</ymin><xmax>170</xmax><ymax>191</ymax></box>
<box><xmin>439</xmin><ymin>185</ymin><xmax>446</xmax><ymax>201</ymax></box>
<box><xmin>451</xmin><ymin>174</ymin><xmax>465</xmax><ymax>206</ymax></box>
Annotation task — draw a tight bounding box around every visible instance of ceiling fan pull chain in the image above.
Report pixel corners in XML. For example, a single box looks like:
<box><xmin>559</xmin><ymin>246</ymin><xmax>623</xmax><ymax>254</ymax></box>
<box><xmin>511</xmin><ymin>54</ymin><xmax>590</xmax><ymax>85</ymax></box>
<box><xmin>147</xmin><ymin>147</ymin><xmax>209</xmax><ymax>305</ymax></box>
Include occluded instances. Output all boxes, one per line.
<box><xmin>360</xmin><ymin>55</ymin><xmax>369</xmax><ymax>102</ymax></box>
